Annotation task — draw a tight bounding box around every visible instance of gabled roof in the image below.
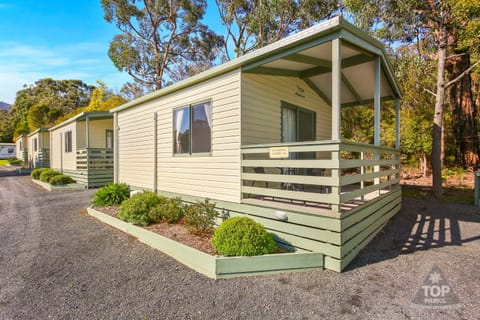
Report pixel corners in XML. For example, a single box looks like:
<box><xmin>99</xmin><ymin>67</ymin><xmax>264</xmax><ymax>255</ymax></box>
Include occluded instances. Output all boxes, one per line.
<box><xmin>28</xmin><ymin>127</ymin><xmax>50</xmax><ymax>137</ymax></box>
<box><xmin>112</xmin><ymin>16</ymin><xmax>401</xmax><ymax>113</ymax></box>
<box><xmin>49</xmin><ymin>111</ymin><xmax>112</xmax><ymax>131</ymax></box>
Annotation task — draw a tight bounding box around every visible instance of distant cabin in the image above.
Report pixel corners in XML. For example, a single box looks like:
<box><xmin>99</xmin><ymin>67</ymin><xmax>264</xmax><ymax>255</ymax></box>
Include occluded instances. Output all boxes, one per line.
<box><xmin>49</xmin><ymin>111</ymin><xmax>114</xmax><ymax>188</ymax></box>
<box><xmin>27</xmin><ymin>128</ymin><xmax>50</xmax><ymax>168</ymax></box>
<box><xmin>0</xmin><ymin>142</ymin><xmax>16</xmax><ymax>159</ymax></box>
<box><xmin>110</xmin><ymin>17</ymin><xmax>402</xmax><ymax>272</ymax></box>
<box><xmin>15</xmin><ymin>134</ymin><xmax>28</xmax><ymax>164</ymax></box>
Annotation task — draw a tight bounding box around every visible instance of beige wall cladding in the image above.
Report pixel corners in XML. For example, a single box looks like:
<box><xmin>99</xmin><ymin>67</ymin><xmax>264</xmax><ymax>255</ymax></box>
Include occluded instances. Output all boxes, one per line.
<box><xmin>50</xmin><ymin>121</ymin><xmax>77</xmax><ymax>171</ymax></box>
<box><xmin>241</xmin><ymin>73</ymin><xmax>332</xmax><ymax>145</ymax></box>
<box><xmin>28</xmin><ymin>131</ymin><xmax>49</xmax><ymax>167</ymax></box>
<box><xmin>117</xmin><ymin>70</ymin><xmax>242</xmax><ymax>202</ymax></box>
<box><xmin>85</xmin><ymin>118</ymin><xmax>113</xmax><ymax>148</ymax></box>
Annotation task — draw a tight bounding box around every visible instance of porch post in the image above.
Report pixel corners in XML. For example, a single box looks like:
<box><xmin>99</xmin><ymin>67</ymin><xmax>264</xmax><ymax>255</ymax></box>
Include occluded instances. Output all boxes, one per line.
<box><xmin>395</xmin><ymin>98</ymin><xmax>400</xmax><ymax>149</ymax></box>
<box><xmin>331</xmin><ymin>38</ymin><xmax>342</xmax><ymax>213</ymax></box>
<box><xmin>113</xmin><ymin>112</ymin><xmax>119</xmax><ymax>183</ymax></box>
<box><xmin>374</xmin><ymin>57</ymin><xmax>381</xmax><ymax>189</ymax></box>
<box><xmin>86</xmin><ymin>115</ymin><xmax>90</xmax><ymax>149</ymax></box>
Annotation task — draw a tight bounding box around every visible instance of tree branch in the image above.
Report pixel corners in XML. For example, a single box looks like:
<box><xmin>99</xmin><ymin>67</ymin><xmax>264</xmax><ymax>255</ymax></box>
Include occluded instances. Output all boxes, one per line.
<box><xmin>445</xmin><ymin>60</ymin><xmax>480</xmax><ymax>88</ymax></box>
<box><xmin>424</xmin><ymin>88</ymin><xmax>437</xmax><ymax>97</ymax></box>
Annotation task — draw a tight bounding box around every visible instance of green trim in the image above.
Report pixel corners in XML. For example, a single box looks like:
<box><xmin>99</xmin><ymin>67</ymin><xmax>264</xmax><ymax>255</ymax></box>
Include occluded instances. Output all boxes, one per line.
<box><xmin>244</xmin><ymin>66</ymin><xmax>300</xmax><ymax>77</ymax></box>
<box><xmin>341</xmin><ymin>73</ymin><xmax>363</xmax><ymax>104</ymax></box>
<box><xmin>282</xmin><ymin>53</ymin><xmax>331</xmax><ymax>67</ymax></box>
<box><xmin>49</xmin><ymin>111</ymin><xmax>112</xmax><ymax>131</ymax></box>
<box><xmin>303</xmin><ymin>78</ymin><xmax>331</xmax><ymax>105</ymax></box>
<box><xmin>341</xmin><ymin>95</ymin><xmax>395</xmax><ymax>108</ymax></box>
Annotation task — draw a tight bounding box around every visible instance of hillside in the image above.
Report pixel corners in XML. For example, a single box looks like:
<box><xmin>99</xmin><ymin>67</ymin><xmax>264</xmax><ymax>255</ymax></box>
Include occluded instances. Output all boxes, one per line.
<box><xmin>0</xmin><ymin>101</ymin><xmax>11</xmax><ymax>111</ymax></box>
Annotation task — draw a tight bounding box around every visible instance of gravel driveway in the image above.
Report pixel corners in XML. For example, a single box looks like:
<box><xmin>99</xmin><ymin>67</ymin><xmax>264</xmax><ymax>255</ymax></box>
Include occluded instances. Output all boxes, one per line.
<box><xmin>1</xmin><ymin>172</ymin><xmax>479</xmax><ymax>319</ymax></box>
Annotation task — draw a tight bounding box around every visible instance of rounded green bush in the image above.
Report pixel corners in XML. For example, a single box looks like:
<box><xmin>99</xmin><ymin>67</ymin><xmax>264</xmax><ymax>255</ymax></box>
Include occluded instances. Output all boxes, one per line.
<box><xmin>118</xmin><ymin>191</ymin><xmax>165</xmax><ymax>226</ymax></box>
<box><xmin>31</xmin><ymin>168</ymin><xmax>50</xmax><ymax>180</ymax></box>
<box><xmin>92</xmin><ymin>183</ymin><xmax>131</xmax><ymax>206</ymax></box>
<box><xmin>39</xmin><ymin>169</ymin><xmax>62</xmax><ymax>183</ymax></box>
<box><xmin>49</xmin><ymin>174</ymin><xmax>76</xmax><ymax>185</ymax></box>
<box><xmin>149</xmin><ymin>197</ymin><xmax>184</xmax><ymax>224</ymax></box>
<box><xmin>211</xmin><ymin>217</ymin><xmax>277</xmax><ymax>256</ymax></box>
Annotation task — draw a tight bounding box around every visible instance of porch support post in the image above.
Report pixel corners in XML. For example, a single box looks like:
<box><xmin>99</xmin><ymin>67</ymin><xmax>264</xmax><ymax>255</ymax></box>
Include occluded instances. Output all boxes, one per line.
<box><xmin>113</xmin><ymin>112</ymin><xmax>119</xmax><ymax>183</ymax></box>
<box><xmin>331</xmin><ymin>38</ymin><xmax>342</xmax><ymax>213</ymax></box>
<box><xmin>395</xmin><ymin>98</ymin><xmax>400</xmax><ymax>149</ymax></box>
<box><xmin>374</xmin><ymin>57</ymin><xmax>381</xmax><ymax>190</ymax></box>
<box><xmin>86</xmin><ymin>116</ymin><xmax>90</xmax><ymax>149</ymax></box>
<box><xmin>395</xmin><ymin>98</ymin><xmax>401</xmax><ymax>180</ymax></box>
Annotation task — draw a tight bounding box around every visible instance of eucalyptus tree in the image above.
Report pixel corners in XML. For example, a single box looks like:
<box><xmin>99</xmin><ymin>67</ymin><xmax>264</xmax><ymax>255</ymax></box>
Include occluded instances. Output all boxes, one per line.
<box><xmin>102</xmin><ymin>0</ymin><xmax>223</xmax><ymax>91</ymax></box>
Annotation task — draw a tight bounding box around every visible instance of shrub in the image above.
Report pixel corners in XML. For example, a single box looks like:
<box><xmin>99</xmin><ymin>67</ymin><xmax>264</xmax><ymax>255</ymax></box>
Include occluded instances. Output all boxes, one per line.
<box><xmin>8</xmin><ymin>157</ymin><xmax>23</xmax><ymax>166</ymax></box>
<box><xmin>184</xmin><ymin>199</ymin><xmax>218</xmax><ymax>235</ymax></box>
<box><xmin>31</xmin><ymin>168</ymin><xmax>50</xmax><ymax>180</ymax></box>
<box><xmin>49</xmin><ymin>174</ymin><xmax>76</xmax><ymax>185</ymax></box>
<box><xmin>149</xmin><ymin>197</ymin><xmax>184</xmax><ymax>224</ymax></box>
<box><xmin>211</xmin><ymin>217</ymin><xmax>277</xmax><ymax>256</ymax></box>
<box><xmin>39</xmin><ymin>169</ymin><xmax>62</xmax><ymax>183</ymax></box>
<box><xmin>118</xmin><ymin>192</ymin><xmax>164</xmax><ymax>226</ymax></box>
<box><xmin>92</xmin><ymin>183</ymin><xmax>131</xmax><ymax>206</ymax></box>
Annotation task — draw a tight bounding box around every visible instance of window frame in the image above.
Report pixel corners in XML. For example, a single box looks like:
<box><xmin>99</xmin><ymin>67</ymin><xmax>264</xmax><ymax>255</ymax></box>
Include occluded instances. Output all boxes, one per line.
<box><xmin>33</xmin><ymin>137</ymin><xmax>38</xmax><ymax>152</ymax></box>
<box><xmin>64</xmin><ymin>131</ymin><xmax>73</xmax><ymax>153</ymax></box>
<box><xmin>106</xmin><ymin>129</ymin><xmax>114</xmax><ymax>149</ymax></box>
<box><xmin>172</xmin><ymin>100</ymin><xmax>212</xmax><ymax>157</ymax></box>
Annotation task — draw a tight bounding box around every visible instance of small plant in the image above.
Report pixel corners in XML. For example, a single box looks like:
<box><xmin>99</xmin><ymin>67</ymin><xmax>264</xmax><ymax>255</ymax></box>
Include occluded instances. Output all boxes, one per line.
<box><xmin>211</xmin><ymin>216</ymin><xmax>277</xmax><ymax>256</ymax></box>
<box><xmin>31</xmin><ymin>168</ymin><xmax>50</xmax><ymax>180</ymax></box>
<box><xmin>49</xmin><ymin>174</ymin><xmax>76</xmax><ymax>185</ymax></box>
<box><xmin>149</xmin><ymin>197</ymin><xmax>184</xmax><ymax>224</ymax></box>
<box><xmin>184</xmin><ymin>199</ymin><xmax>218</xmax><ymax>235</ymax></box>
<box><xmin>39</xmin><ymin>169</ymin><xmax>62</xmax><ymax>183</ymax></box>
<box><xmin>8</xmin><ymin>157</ymin><xmax>23</xmax><ymax>166</ymax></box>
<box><xmin>92</xmin><ymin>183</ymin><xmax>131</xmax><ymax>206</ymax></box>
<box><xmin>118</xmin><ymin>191</ymin><xmax>164</xmax><ymax>226</ymax></box>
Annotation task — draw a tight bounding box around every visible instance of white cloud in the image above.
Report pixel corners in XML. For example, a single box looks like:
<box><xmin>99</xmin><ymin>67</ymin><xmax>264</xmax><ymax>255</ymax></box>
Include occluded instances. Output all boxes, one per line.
<box><xmin>0</xmin><ymin>41</ymin><xmax>130</xmax><ymax>103</ymax></box>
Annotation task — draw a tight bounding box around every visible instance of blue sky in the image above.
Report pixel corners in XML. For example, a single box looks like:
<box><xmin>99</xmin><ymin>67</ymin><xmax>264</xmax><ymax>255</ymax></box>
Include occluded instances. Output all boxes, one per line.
<box><xmin>0</xmin><ymin>0</ymin><xmax>222</xmax><ymax>104</ymax></box>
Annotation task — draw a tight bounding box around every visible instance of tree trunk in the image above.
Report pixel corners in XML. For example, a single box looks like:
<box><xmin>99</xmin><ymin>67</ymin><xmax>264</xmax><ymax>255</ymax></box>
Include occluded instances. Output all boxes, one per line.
<box><xmin>446</xmin><ymin>51</ymin><xmax>479</xmax><ymax>168</ymax></box>
<box><xmin>432</xmin><ymin>25</ymin><xmax>448</xmax><ymax>199</ymax></box>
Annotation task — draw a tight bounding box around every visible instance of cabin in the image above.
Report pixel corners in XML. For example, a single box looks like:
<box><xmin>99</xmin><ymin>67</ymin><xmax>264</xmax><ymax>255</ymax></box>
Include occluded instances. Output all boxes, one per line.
<box><xmin>15</xmin><ymin>135</ymin><xmax>28</xmax><ymax>164</ymax></box>
<box><xmin>27</xmin><ymin>128</ymin><xmax>50</xmax><ymax>168</ymax></box>
<box><xmin>110</xmin><ymin>17</ymin><xmax>402</xmax><ymax>272</ymax></box>
<box><xmin>49</xmin><ymin>111</ymin><xmax>114</xmax><ymax>188</ymax></box>
<box><xmin>0</xmin><ymin>143</ymin><xmax>16</xmax><ymax>159</ymax></box>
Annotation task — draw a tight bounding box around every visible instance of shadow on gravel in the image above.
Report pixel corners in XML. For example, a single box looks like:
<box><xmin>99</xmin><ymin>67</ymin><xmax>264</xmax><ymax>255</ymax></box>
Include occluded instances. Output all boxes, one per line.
<box><xmin>345</xmin><ymin>196</ymin><xmax>480</xmax><ymax>271</ymax></box>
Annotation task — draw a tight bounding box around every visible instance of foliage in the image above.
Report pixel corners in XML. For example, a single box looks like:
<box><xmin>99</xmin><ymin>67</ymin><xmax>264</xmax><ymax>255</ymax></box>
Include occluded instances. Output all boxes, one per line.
<box><xmin>216</xmin><ymin>0</ymin><xmax>339</xmax><ymax>60</ymax></box>
<box><xmin>39</xmin><ymin>169</ymin><xmax>62</xmax><ymax>183</ymax></box>
<box><xmin>101</xmin><ymin>0</ymin><xmax>223</xmax><ymax>91</ymax></box>
<box><xmin>211</xmin><ymin>216</ymin><xmax>277</xmax><ymax>256</ymax></box>
<box><xmin>85</xmin><ymin>81</ymin><xmax>127</xmax><ymax>111</ymax></box>
<box><xmin>92</xmin><ymin>183</ymin><xmax>131</xmax><ymax>206</ymax></box>
<box><xmin>31</xmin><ymin>168</ymin><xmax>51</xmax><ymax>180</ymax></box>
<box><xmin>7</xmin><ymin>158</ymin><xmax>23</xmax><ymax>166</ymax></box>
<box><xmin>1</xmin><ymin>78</ymin><xmax>94</xmax><ymax>142</ymax></box>
<box><xmin>149</xmin><ymin>197</ymin><xmax>184</xmax><ymax>224</ymax></box>
<box><xmin>49</xmin><ymin>175</ymin><xmax>76</xmax><ymax>185</ymax></box>
<box><xmin>441</xmin><ymin>167</ymin><xmax>468</xmax><ymax>180</ymax></box>
<box><xmin>118</xmin><ymin>191</ymin><xmax>165</xmax><ymax>226</ymax></box>
<box><xmin>183</xmin><ymin>199</ymin><xmax>218</xmax><ymax>235</ymax></box>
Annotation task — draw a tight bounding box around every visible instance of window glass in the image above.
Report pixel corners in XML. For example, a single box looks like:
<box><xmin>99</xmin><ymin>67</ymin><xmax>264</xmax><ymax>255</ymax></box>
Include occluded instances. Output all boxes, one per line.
<box><xmin>173</xmin><ymin>106</ymin><xmax>190</xmax><ymax>154</ymax></box>
<box><xmin>65</xmin><ymin>131</ymin><xmax>72</xmax><ymax>153</ymax></box>
<box><xmin>34</xmin><ymin>138</ymin><xmax>38</xmax><ymax>151</ymax></box>
<box><xmin>192</xmin><ymin>103</ymin><xmax>212</xmax><ymax>153</ymax></box>
<box><xmin>106</xmin><ymin>130</ymin><xmax>114</xmax><ymax>149</ymax></box>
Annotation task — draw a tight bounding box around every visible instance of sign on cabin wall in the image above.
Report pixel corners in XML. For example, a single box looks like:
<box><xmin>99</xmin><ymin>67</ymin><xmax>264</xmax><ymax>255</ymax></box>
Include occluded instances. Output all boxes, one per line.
<box><xmin>269</xmin><ymin>146</ymin><xmax>289</xmax><ymax>159</ymax></box>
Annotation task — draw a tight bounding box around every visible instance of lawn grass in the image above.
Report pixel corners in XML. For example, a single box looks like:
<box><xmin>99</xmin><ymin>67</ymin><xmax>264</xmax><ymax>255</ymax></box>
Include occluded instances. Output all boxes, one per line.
<box><xmin>402</xmin><ymin>184</ymin><xmax>474</xmax><ymax>204</ymax></box>
<box><xmin>0</xmin><ymin>159</ymin><xmax>9</xmax><ymax>165</ymax></box>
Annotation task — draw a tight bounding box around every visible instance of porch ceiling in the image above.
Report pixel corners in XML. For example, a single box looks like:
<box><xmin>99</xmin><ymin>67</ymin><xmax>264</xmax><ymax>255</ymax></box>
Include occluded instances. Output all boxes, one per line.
<box><xmin>244</xmin><ymin>40</ymin><xmax>396</xmax><ymax>107</ymax></box>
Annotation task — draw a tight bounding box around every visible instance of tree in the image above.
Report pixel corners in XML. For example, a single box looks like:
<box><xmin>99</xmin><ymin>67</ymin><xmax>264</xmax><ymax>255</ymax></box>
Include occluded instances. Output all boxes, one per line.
<box><xmin>102</xmin><ymin>0</ymin><xmax>224</xmax><ymax>92</ymax></box>
<box><xmin>6</xmin><ymin>78</ymin><xmax>94</xmax><ymax>138</ymax></box>
<box><xmin>345</xmin><ymin>0</ymin><xmax>480</xmax><ymax>199</ymax></box>
<box><xmin>216</xmin><ymin>0</ymin><xmax>339</xmax><ymax>60</ymax></box>
<box><xmin>27</xmin><ymin>103</ymin><xmax>61</xmax><ymax>131</ymax></box>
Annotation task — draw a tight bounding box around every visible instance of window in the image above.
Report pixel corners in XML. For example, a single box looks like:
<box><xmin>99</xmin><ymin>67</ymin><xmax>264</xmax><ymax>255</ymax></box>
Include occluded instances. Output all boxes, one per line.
<box><xmin>106</xmin><ymin>130</ymin><xmax>114</xmax><ymax>149</ymax></box>
<box><xmin>33</xmin><ymin>138</ymin><xmax>38</xmax><ymax>152</ymax></box>
<box><xmin>65</xmin><ymin>131</ymin><xmax>72</xmax><ymax>153</ymax></box>
<box><xmin>173</xmin><ymin>101</ymin><xmax>212</xmax><ymax>154</ymax></box>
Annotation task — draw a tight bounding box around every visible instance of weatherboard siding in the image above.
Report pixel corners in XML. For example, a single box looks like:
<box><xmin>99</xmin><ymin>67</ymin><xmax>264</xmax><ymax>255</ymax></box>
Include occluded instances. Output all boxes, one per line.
<box><xmin>50</xmin><ymin>121</ymin><xmax>77</xmax><ymax>171</ymax></box>
<box><xmin>117</xmin><ymin>70</ymin><xmax>242</xmax><ymax>203</ymax></box>
<box><xmin>241</xmin><ymin>73</ymin><xmax>332</xmax><ymax>145</ymax></box>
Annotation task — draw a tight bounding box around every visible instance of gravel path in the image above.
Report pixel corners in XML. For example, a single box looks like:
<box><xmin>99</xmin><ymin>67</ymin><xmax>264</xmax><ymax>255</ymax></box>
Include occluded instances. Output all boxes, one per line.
<box><xmin>1</xmin><ymin>173</ymin><xmax>479</xmax><ymax>319</ymax></box>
